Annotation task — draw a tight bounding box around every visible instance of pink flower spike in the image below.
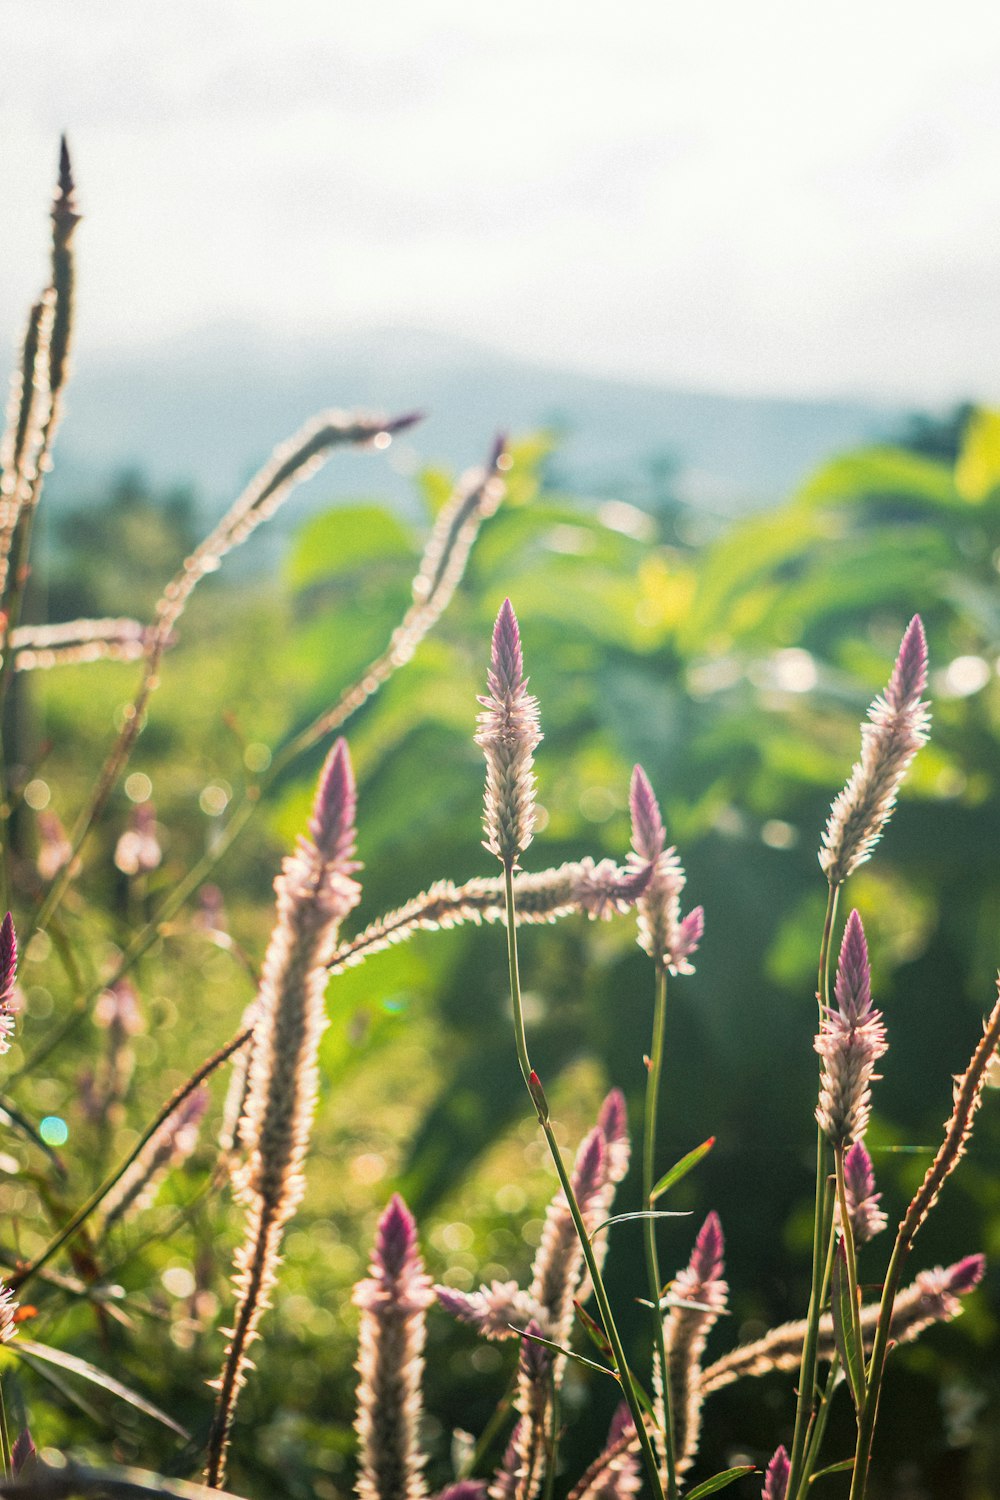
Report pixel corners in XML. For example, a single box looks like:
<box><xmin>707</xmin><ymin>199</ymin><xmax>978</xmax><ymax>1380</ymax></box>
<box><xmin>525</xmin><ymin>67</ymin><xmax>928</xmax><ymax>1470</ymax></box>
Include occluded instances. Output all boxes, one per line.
<box><xmin>820</xmin><ymin>617</ymin><xmax>930</xmax><ymax>885</ymax></box>
<box><xmin>943</xmin><ymin>1253</ymin><xmax>986</xmax><ymax>1298</ymax></box>
<box><xmin>691</xmin><ymin>1210</ymin><xmax>724</xmax><ymax>1284</ymax></box>
<box><xmin>816</xmin><ymin>913</ymin><xmax>887</xmax><ymax>1147</ymax></box>
<box><xmin>841</xmin><ymin>1140</ymin><xmax>887</xmax><ymax>1245</ymax></box>
<box><xmin>0</xmin><ymin>913</ymin><xmax>16</xmax><ymax>1009</ymax></box>
<box><xmin>475</xmin><ymin>599</ymin><xmax>542</xmax><ymax>868</ymax></box>
<box><xmin>886</xmin><ymin>615</ymin><xmax>928</xmax><ymax>711</ymax></box>
<box><xmin>309</xmin><ymin>737</ymin><xmax>359</xmax><ymax>870</ymax></box>
<box><xmin>762</xmin><ymin>1445</ymin><xmax>790</xmax><ymax>1500</ymax></box>
<box><xmin>834</xmin><ymin>910</ymin><xmax>872</xmax><ymax>1023</ymax></box>
<box><xmin>672</xmin><ymin>907</ymin><xmax>705</xmax><ymax>974</ymax></box>
<box><xmin>374</xmin><ymin>1192</ymin><xmax>418</xmax><ymax>1281</ymax></box>
<box><xmin>629</xmin><ymin>765</ymin><xmax>666</xmax><ymax>862</ymax></box>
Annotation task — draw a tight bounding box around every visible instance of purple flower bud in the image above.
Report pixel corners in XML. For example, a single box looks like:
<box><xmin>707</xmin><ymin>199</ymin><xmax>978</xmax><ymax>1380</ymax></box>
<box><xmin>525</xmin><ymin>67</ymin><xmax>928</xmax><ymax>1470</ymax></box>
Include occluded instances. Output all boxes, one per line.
<box><xmin>841</xmin><ymin>1140</ymin><xmax>887</xmax><ymax>1245</ymax></box>
<box><xmin>0</xmin><ymin>913</ymin><xmax>16</xmax><ymax>1011</ymax></box>
<box><xmin>309</xmin><ymin>738</ymin><xmax>360</xmax><ymax>870</ymax></box>
<box><xmin>11</xmin><ymin>1428</ymin><xmax>35</xmax><ymax>1476</ymax></box>
<box><xmin>690</xmin><ymin>1210</ymin><xmax>725</xmax><ymax>1285</ymax></box>
<box><xmin>885</xmin><ymin>615</ymin><xmax>928</xmax><ymax>712</ymax></box>
<box><xmin>941</xmin><ymin>1253</ymin><xmax>986</xmax><ymax>1298</ymax></box>
<box><xmin>0</xmin><ymin>913</ymin><xmax>17</xmax><ymax>1055</ymax></box>
<box><xmin>629</xmin><ymin>765</ymin><xmax>666</xmax><ymax>863</ymax></box>
<box><xmin>571</xmin><ymin>1128</ymin><xmax>607</xmax><ymax>1210</ymax></box>
<box><xmin>762</xmin><ymin>1445</ymin><xmax>789</xmax><ymax>1500</ymax></box>
<box><xmin>834</xmin><ymin>909</ymin><xmax>872</xmax><ymax>1024</ymax></box>
<box><xmin>436</xmin><ymin>1484</ymin><xmax>488</xmax><ymax>1500</ymax></box>
<box><xmin>597</xmin><ymin>1089</ymin><xmax>630</xmax><ymax>1184</ymax></box>
<box><xmin>375</xmin><ymin>1192</ymin><xmax>419</xmax><ymax>1282</ymax></box>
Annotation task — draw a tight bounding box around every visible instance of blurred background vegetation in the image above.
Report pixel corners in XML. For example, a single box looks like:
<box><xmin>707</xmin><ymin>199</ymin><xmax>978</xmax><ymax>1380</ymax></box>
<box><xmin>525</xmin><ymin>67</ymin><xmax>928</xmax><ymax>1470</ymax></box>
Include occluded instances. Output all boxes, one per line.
<box><xmin>4</xmin><ymin>403</ymin><xmax>1000</xmax><ymax>1500</ymax></box>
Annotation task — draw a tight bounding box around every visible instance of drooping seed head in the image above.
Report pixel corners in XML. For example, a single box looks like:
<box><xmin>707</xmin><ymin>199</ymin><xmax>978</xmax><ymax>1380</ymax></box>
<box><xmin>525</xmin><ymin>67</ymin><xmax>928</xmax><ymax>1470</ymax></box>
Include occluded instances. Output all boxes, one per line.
<box><xmin>475</xmin><ymin>599</ymin><xmax>542</xmax><ymax>868</ymax></box>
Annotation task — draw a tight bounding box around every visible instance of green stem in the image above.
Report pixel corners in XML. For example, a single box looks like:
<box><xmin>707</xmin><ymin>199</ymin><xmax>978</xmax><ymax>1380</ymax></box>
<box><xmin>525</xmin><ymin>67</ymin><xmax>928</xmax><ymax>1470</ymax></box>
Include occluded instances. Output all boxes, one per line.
<box><xmin>786</xmin><ymin>881</ymin><xmax>840</xmax><ymax>1500</ymax></box>
<box><xmin>503</xmin><ymin>863</ymin><xmax>533</xmax><ymax>1094</ymax></box>
<box><xmin>802</xmin><ymin>1357</ymin><xmax>841</xmax><ymax>1487</ymax></box>
<box><xmin>642</xmin><ymin>965</ymin><xmax>678</xmax><ymax>1500</ymax></box>
<box><xmin>0</xmin><ymin>1375</ymin><xmax>11</xmax><ymax>1478</ymax></box>
<box><xmin>848</xmin><ymin>1236</ymin><xmax>907</xmax><ymax>1500</ymax></box>
<box><xmin>834</xmin><ymin>1146</ymin><xmax>863</xmax><ymax>1353</ymax></box>
<box><xmin>502</xmin><ymin>861</ymin><xmax>664</xmax><ymax>1500</ymax></box>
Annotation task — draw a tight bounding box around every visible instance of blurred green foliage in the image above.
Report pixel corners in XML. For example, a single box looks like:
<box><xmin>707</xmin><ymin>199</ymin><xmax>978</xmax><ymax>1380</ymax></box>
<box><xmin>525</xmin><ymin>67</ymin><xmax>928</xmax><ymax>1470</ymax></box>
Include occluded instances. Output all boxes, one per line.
<box><xmin>6</xmin><ymin>408</ymin><xmax>1000</xmax><ymax>1499</ymax></box>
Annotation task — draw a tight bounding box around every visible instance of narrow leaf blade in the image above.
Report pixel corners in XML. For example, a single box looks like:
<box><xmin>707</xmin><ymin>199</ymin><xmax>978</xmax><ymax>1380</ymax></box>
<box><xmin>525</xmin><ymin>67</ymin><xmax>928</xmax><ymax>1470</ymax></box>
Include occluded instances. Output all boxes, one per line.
<box><xmin>508</xmin><ymin>1326</ymin><xmax>616</xmax><ymax>1379</ymax></box>
<box><xmin>830</xmin><ymin>1243</ymin><xmax>865</xmax><ymax>1412</ymax></box>
<box><xmin>650</xmin><ymin>1137</ymin><xmax>716</xmax><ymax>1201</ymax></box>
<box><xmin>590</xmin><ymin>1210</ymin><xmax>689</xmax><ymax>1238</ymax></box>
<box><xmin>14</xmin><ymin>1339</ymin><xmax>190</xmax><ymax>1439</ymax></box>
<box><xmin>809</xmin><ymin>1458</ymin><xmax>856</xmax><ymax>1483</ymax></box>
<box><xmin>685</xmin><ymin>1466</ymin><xmax>757</xmax><ymax>1498</ymax></box>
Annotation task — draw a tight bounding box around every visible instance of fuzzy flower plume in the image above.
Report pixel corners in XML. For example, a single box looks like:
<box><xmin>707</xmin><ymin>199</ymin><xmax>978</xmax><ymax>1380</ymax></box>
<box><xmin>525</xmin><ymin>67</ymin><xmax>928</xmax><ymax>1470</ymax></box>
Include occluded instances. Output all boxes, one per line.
<box><xmin>699</xmin><ymin>1253</ymin><xmax>985</xmax><ymax>1397</ymax></box>
<box><xmin>567</xmin><ymin>1405</ymin><xmax>641</xmax><ymax>1500</ymax></box>
<box><xmin>354</xmin><ymin>1194</ymin><xmax>435</xmax><ymax>1500</ymax></box>
<box><xmin>762</xmin><ymin>1446</ymin><xmax>789</xmax><ymax>1500</ymax></box>
<box><xmin>629</xmin><ymin>767</ymin><xmax>703</xmax><ymax>975</ymax></box>
<box><xmin>662</xmin><ymin>1212</ymin><xmax>728</xmax><ymax>1475</ymax></box>
<box><xmin>329</xmin><ymin>858</ymin><xmax>650</xmax><ymax>974</ymax></box>
<box><xmin>815</xmin><ymin>911</ymin><xmax>887</xmax><ymax>1147</ymax></box>
<box><xmin>837</xmin><ymin>1140</ymin><xmax>887</xmax><ymax>1245</ymax></box>
<box><xmin>476</xmin><ymin>599</ymin><xmax>542</xmax><ymax>868</ymax></box>
<box><xmin>0</xmin><ymin>912</ymin><xmax>17</xmax><ymax>1054</ymax></box>
<box><xmin>820</xmin><ymin>617</ymin><xmax>930</xmax><ymax>885</ymax></box>
<box><xmin>205</xmin><ymin>738</ymin><xmax>361</xmax><ymax>1488</ymax></box>
<box><xmin>898</xmin><ymin>980</ymin><xmax>1000</xmax><ymax>1243</ymax></box>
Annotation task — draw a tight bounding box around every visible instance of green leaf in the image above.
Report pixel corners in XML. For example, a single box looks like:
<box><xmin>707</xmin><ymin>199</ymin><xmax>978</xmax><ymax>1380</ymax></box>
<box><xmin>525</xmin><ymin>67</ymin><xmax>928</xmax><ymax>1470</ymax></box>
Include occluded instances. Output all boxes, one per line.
<box><xmin>13</xmin><ymin>1339</ymin><xmax>190</xmax><ymax>1439</ymax></box>
<box><xmin>0</xmin><ymin>1456</ymin><xmax>247</xmax><ymax>1499</ymax></box>
<box><xmin>808</xmin><ymin>1457</ymin><xmax>856</xmax><ymax>1484</ymax></box>
<box><xmin>590</xmin><ymin>1210</ymin><xmax>690</xmax><ymax>1238</ymax></box>
<box><xmin>508</xmin><ymin>1326</ymin><xmax>616</xmax><ymax>1379</ymax></box>
<box><xmin>650</xmin><ymin>1136</ymin><xmax>716</xmax><ymax>1200</ymax></box>
<box><xmin>573</xmin><ymin>1299</ymin><xmax>613</xmax><ymax>1359</ymax></box>
<box><xmin>684</xmin><ymin>1465</ymin><xmax>757</xmax><ymax>1497</ymax></box>
<box><xmin>286</xmin><ymin>504</ymin><xmax>413</xmax><ymax>591</ymax></box>
<box><xmin>830</xmin><ymin>1242</ymin><xmax>865</xmax><ymax>1411</ymax></box>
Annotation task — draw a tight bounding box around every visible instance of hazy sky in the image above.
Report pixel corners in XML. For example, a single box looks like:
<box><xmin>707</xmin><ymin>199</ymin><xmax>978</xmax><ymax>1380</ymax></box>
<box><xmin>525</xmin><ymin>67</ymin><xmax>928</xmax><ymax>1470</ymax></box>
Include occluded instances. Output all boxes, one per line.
<box><xmin>5</xmin><ymin>0</ymin><xmax>1000</xmax><ymax>403</ymax></box>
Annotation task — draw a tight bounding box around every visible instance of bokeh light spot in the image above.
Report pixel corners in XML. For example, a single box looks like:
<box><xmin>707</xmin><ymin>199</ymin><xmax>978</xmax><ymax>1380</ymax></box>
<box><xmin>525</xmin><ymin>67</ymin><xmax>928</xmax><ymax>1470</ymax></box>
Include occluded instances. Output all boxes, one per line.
<box><xmin>39</xmin><ymin>1116</ymin><xmax>68</xmax><ymax>1146</ymax></box>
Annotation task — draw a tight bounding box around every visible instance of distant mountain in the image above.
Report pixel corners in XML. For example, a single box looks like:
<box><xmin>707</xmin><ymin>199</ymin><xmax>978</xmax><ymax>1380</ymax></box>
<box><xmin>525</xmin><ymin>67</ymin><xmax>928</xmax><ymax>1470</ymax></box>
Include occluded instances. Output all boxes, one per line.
<box><xmin>46</xmin><ymin>323</ymin><xmax>909</xmax><ymax>537</ymax></box>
